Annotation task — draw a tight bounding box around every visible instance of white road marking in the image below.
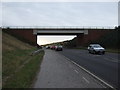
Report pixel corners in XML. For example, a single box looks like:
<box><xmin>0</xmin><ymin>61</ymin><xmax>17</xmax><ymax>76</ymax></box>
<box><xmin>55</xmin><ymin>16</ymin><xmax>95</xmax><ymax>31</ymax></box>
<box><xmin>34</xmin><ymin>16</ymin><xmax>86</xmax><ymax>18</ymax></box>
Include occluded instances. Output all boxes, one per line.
<box><xmin>71</xmin><ymin>60</ymin><xmax>114</xmax><ymax>88</ymax></box>
<box><xmin>74</xmin><ymin>70</ymin><xmax>79</xmax><ymax>74</ymax></box>
<box><xmin>110</xmin><ymin>57</ymin><xmax>118</xmax><ymax>62</ymax></box>
<box><xmin>92</xmin><ymin>55</ymin><xmax>101</xmax><ymax>57</ymax></box>
<box><xmin>83</xmin><ymin>77</ymin><xmax>89</xmax><ymax>83</ymax></box>
<box><xmin>60</xmin><ymin>54</ymin><xmax>114</xmax><ymax>89</ymax></box>
<box><xmin>104</xmin><ymin>57</ymin><xmax>118</xmax><ymax>63</ymax></box>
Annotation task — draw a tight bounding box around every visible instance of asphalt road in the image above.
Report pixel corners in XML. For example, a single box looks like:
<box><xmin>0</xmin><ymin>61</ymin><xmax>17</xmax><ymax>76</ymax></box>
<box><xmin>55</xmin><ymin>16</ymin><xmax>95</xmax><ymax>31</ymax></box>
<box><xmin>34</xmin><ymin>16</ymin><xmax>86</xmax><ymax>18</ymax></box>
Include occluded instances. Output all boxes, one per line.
<box><xmin>58</xmin><ymin>49</ymin><xmax>119</xmax><ymax>88</ymax></box>
<box><xmin>33</xmin><ymin>50</ymin><xmax>105</xmax><ymax>88</ymax></box>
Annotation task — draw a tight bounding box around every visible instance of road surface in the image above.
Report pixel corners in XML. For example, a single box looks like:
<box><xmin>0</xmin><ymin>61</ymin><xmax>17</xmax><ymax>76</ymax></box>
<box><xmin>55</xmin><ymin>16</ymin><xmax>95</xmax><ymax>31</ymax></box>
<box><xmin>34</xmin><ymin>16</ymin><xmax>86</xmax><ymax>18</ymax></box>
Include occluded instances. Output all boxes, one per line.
<box><xmin>58</xmin><ymin>49</ymin><xmax>119</xmax><ymax>88</ymax></box>
<box><xmin>33</xmin><ymin>49</ymin><xmax>106</xmax><ymax>88</ymax></box>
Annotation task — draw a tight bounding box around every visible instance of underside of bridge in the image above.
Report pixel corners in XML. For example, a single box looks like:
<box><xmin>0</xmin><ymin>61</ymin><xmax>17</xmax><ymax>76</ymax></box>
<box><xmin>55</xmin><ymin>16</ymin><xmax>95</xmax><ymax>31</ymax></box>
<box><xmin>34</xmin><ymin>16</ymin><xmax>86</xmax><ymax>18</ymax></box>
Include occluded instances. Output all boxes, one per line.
<box><xmin>33</xmin><ymin>29</ymin><xmax>88</xmax><ymax>35</ymax></box>
<box><xmin>2</xmin><ymin>28</ymin><xmax>115</xmax><ymax>47</ymax></box>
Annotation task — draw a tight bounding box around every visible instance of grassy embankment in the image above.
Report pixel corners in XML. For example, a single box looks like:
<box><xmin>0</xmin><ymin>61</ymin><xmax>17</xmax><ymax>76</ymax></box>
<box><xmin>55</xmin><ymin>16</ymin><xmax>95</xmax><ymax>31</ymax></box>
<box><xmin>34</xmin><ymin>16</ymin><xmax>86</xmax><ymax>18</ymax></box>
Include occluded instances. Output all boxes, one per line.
<box><xmin>2</xmin><ymin>32</ymin><xmax>44</xmax><ymax>88</ymax></box>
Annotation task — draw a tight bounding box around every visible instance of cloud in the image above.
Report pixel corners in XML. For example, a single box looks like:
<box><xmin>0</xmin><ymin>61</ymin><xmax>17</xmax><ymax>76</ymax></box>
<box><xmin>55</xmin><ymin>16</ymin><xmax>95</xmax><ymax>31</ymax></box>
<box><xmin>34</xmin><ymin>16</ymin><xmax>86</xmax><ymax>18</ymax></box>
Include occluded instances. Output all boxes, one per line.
<box><xmin>2</xmin><ymin>2</ymin><xmax>118</xmax><ymax>27</ymax></box>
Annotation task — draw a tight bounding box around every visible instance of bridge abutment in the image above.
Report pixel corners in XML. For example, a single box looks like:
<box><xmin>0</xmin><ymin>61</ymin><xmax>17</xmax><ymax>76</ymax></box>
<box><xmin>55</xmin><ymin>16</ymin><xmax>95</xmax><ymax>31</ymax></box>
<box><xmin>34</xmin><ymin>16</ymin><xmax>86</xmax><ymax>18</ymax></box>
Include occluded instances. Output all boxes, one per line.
<box><xmin>2</xmin><ymin>28</ymin><xmax>114</xmax><ymax>48</ymax></box>
<box><xmin>76</xmin><ymin>30</ymin><xmax>112</xmax><ymax>46</ymax></box>
<box><xmin>2</xmin><ymin>29</ymin><xmax>37</xmax><ymax>46</ymax></box>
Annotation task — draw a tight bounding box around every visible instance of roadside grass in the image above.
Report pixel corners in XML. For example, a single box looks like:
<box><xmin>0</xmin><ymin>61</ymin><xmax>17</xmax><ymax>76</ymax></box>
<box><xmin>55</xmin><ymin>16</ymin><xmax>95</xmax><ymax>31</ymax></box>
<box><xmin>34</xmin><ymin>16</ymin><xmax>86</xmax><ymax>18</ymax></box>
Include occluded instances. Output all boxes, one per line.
<box><xmin>3</xmin><ymin>50</ymin><xmax>44</xmax><ymax>88</ymax></box>
<box><xmin>2</xmin><ymin>32</ymin><xmax>33</xmax><ymax>51</ymax></box>
<box><xmin>2</xmin><ymin>32</ymin><xmax>45</xmax><ymax>88</ymax></box>
<box><xmin>2</xmin><ymin>32</ymin><xmax>38</xmax><ymax>81</ymax></box>
<box><xmin>105</xmin><ymin>49</ymin><xmax>120</xmax><ymax>54</ymax></box>
<box><xmin>2</xmin><ymin>48</ymin><xmax>37</xmax><ymax>80</ymax></box>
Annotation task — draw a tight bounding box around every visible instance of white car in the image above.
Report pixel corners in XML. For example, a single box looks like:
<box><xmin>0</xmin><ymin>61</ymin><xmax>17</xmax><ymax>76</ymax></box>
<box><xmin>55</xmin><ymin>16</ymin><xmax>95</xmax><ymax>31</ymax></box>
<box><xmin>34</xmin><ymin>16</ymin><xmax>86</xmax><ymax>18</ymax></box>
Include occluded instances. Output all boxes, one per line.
<box><xmin>88</xmin><ymin>44</ymin><xmax>105</xmax><ymax>54</ymax></box>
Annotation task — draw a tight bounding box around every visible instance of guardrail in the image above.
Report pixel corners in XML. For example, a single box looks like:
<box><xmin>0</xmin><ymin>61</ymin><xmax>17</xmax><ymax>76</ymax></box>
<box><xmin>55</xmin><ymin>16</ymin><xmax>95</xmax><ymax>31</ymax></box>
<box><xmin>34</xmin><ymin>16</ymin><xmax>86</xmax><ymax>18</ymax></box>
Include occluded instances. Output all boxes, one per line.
<box><xmin>30</xmin><ymin>49</ymin><xmax>43</xmax><ymax>56</ymax></box>
<box><xmin>1</xmin><ymin>26</ymin><xmax>115</xmax><ymax>29</ymax></box>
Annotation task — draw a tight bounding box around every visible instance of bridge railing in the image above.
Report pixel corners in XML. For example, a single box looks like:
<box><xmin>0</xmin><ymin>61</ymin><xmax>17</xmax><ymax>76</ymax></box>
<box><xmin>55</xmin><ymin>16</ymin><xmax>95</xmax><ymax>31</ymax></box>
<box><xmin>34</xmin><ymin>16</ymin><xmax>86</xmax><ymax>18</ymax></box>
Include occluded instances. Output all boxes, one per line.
<box><xmin>1</xmin><ymin>26</ymin><xmax>115</xmax><ymax>29</ymax></box>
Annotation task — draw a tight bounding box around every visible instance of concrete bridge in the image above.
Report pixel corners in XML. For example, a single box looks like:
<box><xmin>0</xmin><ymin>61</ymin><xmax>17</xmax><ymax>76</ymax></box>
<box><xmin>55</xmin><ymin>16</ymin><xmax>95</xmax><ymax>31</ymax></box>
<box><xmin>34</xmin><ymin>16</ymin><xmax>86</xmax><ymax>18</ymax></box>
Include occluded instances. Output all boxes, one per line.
<box><xmin>2</xmin><ymin>26</ymin><xmax>115</xmax><ymax>47</ymax></box>
<box><xmin>33</xmin><ymin>29</ymin><xmax>88</xmax><ymax>35</ymax></box>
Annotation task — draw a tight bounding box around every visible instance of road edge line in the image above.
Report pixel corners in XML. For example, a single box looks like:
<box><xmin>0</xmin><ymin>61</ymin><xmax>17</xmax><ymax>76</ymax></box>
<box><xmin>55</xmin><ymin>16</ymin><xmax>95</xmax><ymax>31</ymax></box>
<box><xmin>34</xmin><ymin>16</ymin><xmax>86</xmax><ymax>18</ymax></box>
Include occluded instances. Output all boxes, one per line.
<box><xmin>60</xmin><ymin>53</ymin><xmax>115</xmax><ymax>89</ymax></box>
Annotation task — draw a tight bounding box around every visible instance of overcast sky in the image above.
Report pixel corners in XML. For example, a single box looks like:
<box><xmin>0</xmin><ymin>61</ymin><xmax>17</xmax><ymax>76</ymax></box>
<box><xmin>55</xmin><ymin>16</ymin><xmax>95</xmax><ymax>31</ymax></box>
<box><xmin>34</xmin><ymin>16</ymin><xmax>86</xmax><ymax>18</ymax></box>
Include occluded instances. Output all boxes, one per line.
<box><xmin>2</xmin><ymin>2</ymin><xmax>118</xmax><ymax>27</ymax></box>
<box><xmin>1</xmin><ymin>2</ymin><xmax>118</xmax><ymax>45</ymax></box>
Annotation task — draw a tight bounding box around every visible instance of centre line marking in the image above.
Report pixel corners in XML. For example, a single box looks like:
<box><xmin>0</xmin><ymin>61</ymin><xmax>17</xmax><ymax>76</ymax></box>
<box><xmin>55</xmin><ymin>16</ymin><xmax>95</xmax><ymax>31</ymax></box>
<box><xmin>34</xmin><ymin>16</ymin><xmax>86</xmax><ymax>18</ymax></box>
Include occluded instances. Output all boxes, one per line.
<box><xmin>83</xmin><ymin>77</ymin><xmax>90</xmax><ymax>83</ymax></box>
<box><xmin>104</xmin><ymin>57</ymin><xmax>118</xmax><ymax>63</ymax></box>
<box><xmin>74</xmin><ymin>70</ymin><xmax>79</xmax><ymax>74</ymax></box>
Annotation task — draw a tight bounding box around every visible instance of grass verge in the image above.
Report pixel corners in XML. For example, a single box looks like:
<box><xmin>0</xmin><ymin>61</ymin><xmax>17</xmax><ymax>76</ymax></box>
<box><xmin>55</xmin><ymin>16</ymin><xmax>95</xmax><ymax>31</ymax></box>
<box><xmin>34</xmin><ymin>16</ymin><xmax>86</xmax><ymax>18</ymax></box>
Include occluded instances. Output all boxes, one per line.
<box><xmin>3</xmin><ymin>50</ymin><xmax>44</xmax><ymax>88</ymax></box>
<box><xmin>2</xmin><ymin>48</ymin><xmax>37</xmax><ymax>80</ymax></box>
<box><xmin>2</xmin><ymin>31</ymin><xmax>45</xmax><ymax>88</ymax></box>
<box><xmin>105</xmin><ymin>49</ymin><xmax>120</xmax><ymax>54</ymax></box>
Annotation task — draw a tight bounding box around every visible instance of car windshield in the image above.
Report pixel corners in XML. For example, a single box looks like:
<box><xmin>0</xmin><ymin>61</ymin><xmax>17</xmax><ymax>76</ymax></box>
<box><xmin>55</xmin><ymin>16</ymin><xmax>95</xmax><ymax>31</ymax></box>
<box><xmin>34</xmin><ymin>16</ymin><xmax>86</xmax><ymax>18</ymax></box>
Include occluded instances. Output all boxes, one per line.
<box><xmin>58</xmin><ymin>46</ymin><xmax>62</xmax><ymax>48</ymax></box>
<box><xmin>93</xmin><ymin>45</ymin><xmax>101</xmax><ymax>48</ymax></box>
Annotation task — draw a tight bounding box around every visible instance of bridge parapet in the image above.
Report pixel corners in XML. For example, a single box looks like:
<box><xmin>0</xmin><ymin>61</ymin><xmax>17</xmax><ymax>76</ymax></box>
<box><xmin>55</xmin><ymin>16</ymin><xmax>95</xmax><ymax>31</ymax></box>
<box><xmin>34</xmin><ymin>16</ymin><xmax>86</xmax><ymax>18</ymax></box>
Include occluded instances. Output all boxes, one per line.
<box><xmin>2</xmin><ymin>26</ymin><xmax>115</xmax><ymax>35</ymax></box>
<box><xmin>2</xmin><ymin>26</ymin><xmax>115</xmax><ymax>29</ymax></box>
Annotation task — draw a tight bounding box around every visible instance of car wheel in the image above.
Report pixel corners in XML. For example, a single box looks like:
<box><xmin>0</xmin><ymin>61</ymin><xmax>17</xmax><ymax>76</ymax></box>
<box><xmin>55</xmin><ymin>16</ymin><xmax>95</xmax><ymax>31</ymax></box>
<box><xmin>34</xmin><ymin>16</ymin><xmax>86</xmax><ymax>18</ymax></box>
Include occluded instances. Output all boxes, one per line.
<box><xmin>88</xmin><ymin>50</ymin><xmax>90</xmax><ymax>53</ymax></box>
<box><xmin>102</xmin><ymin>52</ymin><xmax>105</xmax><ymax>55</ymax></box>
